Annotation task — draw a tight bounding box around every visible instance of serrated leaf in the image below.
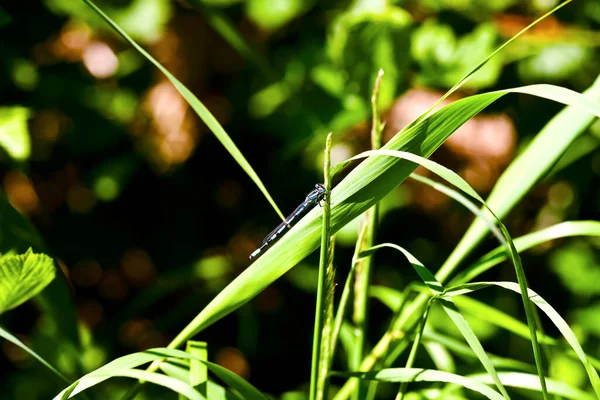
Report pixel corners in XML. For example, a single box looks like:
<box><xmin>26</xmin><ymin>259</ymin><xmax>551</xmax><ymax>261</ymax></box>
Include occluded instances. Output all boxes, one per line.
<box><xmin>0</xmin><ymin>248</ymin><xmax>55</xmax><ymax>314</ymax></box>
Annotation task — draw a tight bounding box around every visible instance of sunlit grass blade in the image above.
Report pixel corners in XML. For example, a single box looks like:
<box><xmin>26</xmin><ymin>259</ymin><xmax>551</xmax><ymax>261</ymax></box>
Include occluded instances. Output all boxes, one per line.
<box><xmin>187</xmin><ymin>341</ymin><xmax>208</xmax><ymax>397</ymax></box>
<box><xmin>451</xmin><ymin>221</ymin><xmax>600</xmax><ymax>285</ymax></box>
<box><xmin>0</xmin><ymin>325</ymin><xmax>70</xmax><ymax>383</ymax></box>
<box><xmin>330</xmin><ymin>368</ymin><xmax>504</xmax><ymax>400</ymax></box>
<box><xmin>156</xmin><ymin>84</ymin><xmax>600</xmax><ymax>364</ymax></box>
<box><xmin>361</xmin><ymin>243</ymin><xmax>510</xmax><ymax>398</ymax></box>
<box><xmin>437</xmin><ymin>73</ymin><xmax>600</xmax><ymax>283</ymax></box>
<box><xmin>469</xmin><ymin>372</ymin><xmax>596</xmax><ymax>400</ymax></box>
<box><xmin>160</xmin><ymin>362</ymin><xmax>237</xmax><ymax>400</ymax></box>
<box><xmin>452</xmin><ymin>296</ymin><xmax>557</xmax><ymax>346</ymax></box>
<box><xmin>345</xmin><ymin>149</ymin><xmax>549</xmax><ymax>397</ymax></box>
<box><xmin>423</xmin><ymin>330</ymin><xmax>537</xmax><ymax>373</ymax></box>
<box><xmin>444</xmin><ymin>282</ymin><xmax>600</xmax><ymax>397</ymax></box>
<box><xmin>55</xmin><ymin>348</ymin><xmax>268</xmax><ymax>400</ymax></box>
<box><xmin>310</xmin><ymin>132</ymin><xmax>334</xmax><ymax>400</ymax></box>
<box><xmin>423</xmin><ymin>339</ymin><xmax>456</xmax><ymax>373</ymax></box>
<box><xmin>330</xmin><ymin>222</ymin><xmax>368</xmax><ymax>360</ymax></box>
<box><xmin>160</xmin><ymin>360</ymin><xmax>243</xmax><ymax>400</ymax></box>
<box><xmin>79</xmin><ymin>0</ymin><xmax>285</xmax><ymax>221</ymax></box>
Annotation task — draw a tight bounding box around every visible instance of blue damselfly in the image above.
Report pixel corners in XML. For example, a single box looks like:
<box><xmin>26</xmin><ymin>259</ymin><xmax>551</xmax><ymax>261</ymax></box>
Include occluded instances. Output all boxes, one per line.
<box><xmin>249</xmin><ymin>183</ymin><xmax>327</xmax><ymax>260</ymax></box>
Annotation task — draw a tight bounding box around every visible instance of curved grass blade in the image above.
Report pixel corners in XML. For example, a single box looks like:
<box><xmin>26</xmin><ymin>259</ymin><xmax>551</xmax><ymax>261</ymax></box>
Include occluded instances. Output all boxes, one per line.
<box><xmin>80</xmin><ymin>0</ymin><xmax>285</xmax><ymax>221</ymax></box>
<box><xmin>341</xmin><ymin>148</ymin><xmax>554</xmax><ymax>398</ymax></box>
<box><xmin>362</xmin><ymin>243</ymin><xmax>510</xmax><ymax>398</ymax></box>
<box><xmin>437</xmin><ymin>73</ymin><xmax>600</xmax><ymax>283</ymax></box>
<box><xmin>423</xmin><ymin>330</ymin><xmax>537</xmax><ymax>373</ymax></box>
<box><xmin>55</xmin><ymin>348</ymin><xmax>268</xmax><ymax>400</ymax></box>
<box><xmin>452</xmin><ymin>296</ymin><xmax>557</xmax><ymax>346</ymax></box>
<box><xmin>469</xmin><ymin>372</ymin><xmax>595</xmax><ymax>400</ymax></box>
<box><xmin>444</xmin><ymin>282</ymin><xmax>600</xmax><ymax>397</ymax></box>
<box><xmin>347</xmin><ymin>149</ymin><xmax>551</xmax><ymax>397</ymax></box>
<box><xmin>451</xmin><ymin>221</ymin><xmax>600</xmax><ymax>285</ymax></box>
<box><xmin>161</xmin><ymin>84</ymin><xmax>600</xmax><ymax>355</ymax></box>
<box><xmin>330</xmin><ymin>368</ymin><xmax>504</xmax><ymax>400</ymax></box>
<box><xmin>0</xmin><ymin>325</ymin><xmax>70</xmax><ymax>383</ymax></box>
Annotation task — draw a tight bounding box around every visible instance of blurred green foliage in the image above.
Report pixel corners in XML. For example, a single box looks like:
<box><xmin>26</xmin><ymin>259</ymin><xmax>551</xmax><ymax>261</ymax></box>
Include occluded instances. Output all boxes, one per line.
<box><xmin>0</xmin><ymin>0</ymin><xmax>599</xmax><ymax>398</ymax></box>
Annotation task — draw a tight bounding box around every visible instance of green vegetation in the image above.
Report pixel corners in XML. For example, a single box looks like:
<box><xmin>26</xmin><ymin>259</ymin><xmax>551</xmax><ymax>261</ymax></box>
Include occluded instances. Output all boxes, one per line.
<box><xmin>1</xmin><ymin>0</ymin><xmax>600</xmax><ymax>399</ymax></box>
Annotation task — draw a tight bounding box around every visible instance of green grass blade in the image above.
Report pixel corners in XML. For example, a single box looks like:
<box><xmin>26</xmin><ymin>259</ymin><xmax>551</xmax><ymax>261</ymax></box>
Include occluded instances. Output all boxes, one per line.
<box><xmin>437</xmin><ymin>74</ymin><xmax>600</xmax><ymax>283</ymax></box>
<box><xmin>444</xmin><ymin>282</ymin><xmax>600</xmax><ymax>397</ymax></box>
<box><xmin>363</xmin><ymin>243</ymin><xmax>510</xmax><ymax>398</ymax></box>
<box><xmin>330</xmin><ymin>368</ymin><xmax>504</xmax><ymax>400</ymax></box>
<box><xmin>187</xmin><ymin>341</ymin><xmax>208</xmax><ymax>397</ymax></box>
<box><xmin>55</xmin><ymin>348</ymin><xmax>267</xmax><ymax>400</ymax></box>
<box><xmin>350</xmin><ymin>149</ymin><xmax>550</xmax><ymax>398</ymax></box>
<box><xmin>452</xmin><ymin>296</ymin><xmax>557</xmax><ymax>346</ymax></box>
<box><xmin>470</xmin><ymin>372</ymin><xmax>596</xmax><ymax>400</ymax></box>
<box><xmin>80</xmin><ymin>0</ymin><xmax>285</xmax><ymax>221</ymax></box>
<box><xmin>423</xmin><ymin>329</ymin><xmax>537</xmax><ymax>373</ymax></box>
<box><xmin>0</xmin><ymin>325</ymin><xmax>70</xmax><ymax>383</ymax></box>
<box><xmin>161</xmin><ymin>84</ymin><xmax>600</xmax><ymax>355</ymax></box>
<box><xmin>452</xmin><ymin>221</ymin><xmax>600</xmax><ymax>285</ymax></box>
<box><xmin>310</xmin><ymin>133</ymin><xmax>334</xmax><ymax>400</ymax></box>
<box><xmin>330</xmin><ymin>222</ymin><xmax>368</xmax><ymax>360</ymax></box>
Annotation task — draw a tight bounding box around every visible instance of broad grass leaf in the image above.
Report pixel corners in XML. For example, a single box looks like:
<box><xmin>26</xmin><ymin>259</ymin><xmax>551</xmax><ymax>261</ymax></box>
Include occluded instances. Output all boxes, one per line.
<box><xmin>439</xmin><ymin>75</ymin><xmax>600</xmax><ymax>282</ymax></box>
<box><xmin>167</xmin><ymin>84</ymin><xmax>600</xmax><ymax>351</ymax></box>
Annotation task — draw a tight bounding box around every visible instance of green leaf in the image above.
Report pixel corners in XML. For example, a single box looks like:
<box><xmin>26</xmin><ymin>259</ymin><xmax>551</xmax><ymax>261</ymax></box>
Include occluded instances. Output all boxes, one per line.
<box><xmin>330</xmin><ymin>368</ymin><xmax>504</xmax><ymax>400</ymax></box>
<box><xmin>328</xmin><ymin>7</ymin><xmax>412</xmax><ymax>106</ymax></box>
<box><xmin>80</xmin><ymin>0</ymin><xmax>286</xmax><ymax>222</ymax></box>
<box><xmin>0</xmin><ymin>106</ymin><xmax>31</xmax><ymax>161</ymax></box>
<box><xmin>163</xmin><ymin>83</ymin><xmax>600</xmax><ymax>353</ymax></box>
<box><xmin>0</xmin><ymin>248</ymin><xmax>55</xmax><ymax>314</ymax></box>
<box><xmin>247</xmin><ymin>0</ymin><xmax>312</xmax><ymax>31</ymax></box>
<box><xmin>413</xmin><ymin>22</ymin><xmax>503</xmax><ymax>89</ymax></box>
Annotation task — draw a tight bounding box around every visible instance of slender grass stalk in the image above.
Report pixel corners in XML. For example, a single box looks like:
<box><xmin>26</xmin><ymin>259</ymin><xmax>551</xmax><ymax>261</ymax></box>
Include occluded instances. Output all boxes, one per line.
<box><xmin>352</xmin><ymin>69</ymin><xmax>384</xmax><ymax>400</ymax></box>
<box><xmin>330</xmin><ymin>222</ymin><xmax>368</xmax><ymax>358</ymax></box>
<box><xmin>310</xmin><ymin>132</ymin><xmax>334</xmax><ymax>400</ymax></box>
<box><xmin>396</xmin><ymin>299</ymin><xmax>433</xmax><ymax>400</ymax></box>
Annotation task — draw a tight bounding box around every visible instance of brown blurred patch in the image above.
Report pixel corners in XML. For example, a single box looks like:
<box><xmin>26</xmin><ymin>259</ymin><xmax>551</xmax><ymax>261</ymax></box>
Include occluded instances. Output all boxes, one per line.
<box><xmin>77</xmin><ymin>300</ymin><xmax>105</xmax><ymax>329</ymax></box>
<box><xmin>120</xmin><ymin>248</ymin><xmax>156</xmax><ymax>287</ymax></box>
<box><xmin>98</xmin><ymin>270</ymin><xmax>129</xmax><ymax>301</ymax></box>
<box><xmin>71</xmin><ymin>259</ymin><xmax>103</xmax><ymax>287</ymax></box>
<box><xmin>383</xmin><ymin>88</ymin><xmax>516</xmax><ymax>213</ymax></box>
<box><xmin>4</xmin><ymin>171</ymin><xmax>40</xmax><ymax>216</ymax></box>
<box><xmin>215</xmin><ymin>347</ymin><xmax>250</xmax><ymax>380</ymax></box>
